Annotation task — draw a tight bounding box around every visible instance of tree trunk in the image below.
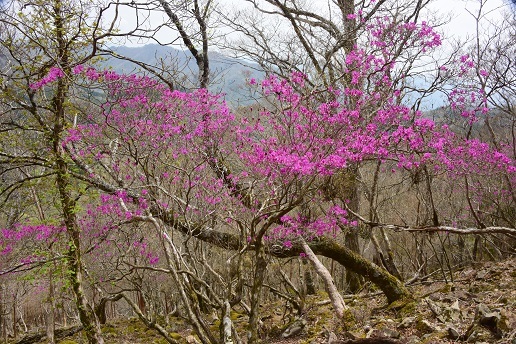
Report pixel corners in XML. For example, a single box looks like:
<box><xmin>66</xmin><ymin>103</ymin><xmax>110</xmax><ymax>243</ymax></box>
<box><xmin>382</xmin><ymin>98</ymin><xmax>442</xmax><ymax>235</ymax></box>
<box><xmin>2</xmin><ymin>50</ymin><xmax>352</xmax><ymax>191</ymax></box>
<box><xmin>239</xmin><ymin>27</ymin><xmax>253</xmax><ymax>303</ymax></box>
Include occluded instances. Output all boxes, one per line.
<box><xmin>295</xmin><ymin>238</ymin><xmax>411</xmax><ymax>304</ymax></box>
<box><xmin>1</xmin><ymin>284</ymin><xmax>7</xmax><ymax>344</ymax></box>
<box><xmin>55</xmin><ymin>101</ymin><xmax>104</xmax><ymax>344</ymax></box>
<box><xmin>158</xmin><ymin>211</ymin><xmax>410</xmax><ymax>304</ymax></box>
<box><xmin>45</xmin><ymin>269</ymin><xmax>56</xmax><ymax>344</ymax></box>
<box><xmin>51</xmin><ymin>0</ymin><xmax>105</xmax><ymax>341</ymax></box>
<box><xmin>95</xmin><ymin>295</ymin><xmax>123</xmax><ymax>325</ymax></box>
<box><xmin>248</xmin><ymin>246</ymin><xmax>267</xmax><ymax>344</ymax></box>
<box><xmin>302</xmin><ymin>259</ymin><xmax>316</xmax><ymax>295</ymax></box>
<box><xmin>344</xmin><ymin>167</ymin><xmax>364</xmax><ymax>293</ymax></box>
<box><xmin>220</xmin><ymin>301</ymin><xmax>234</xmax><ymax>344</ymax></box>
<box><xmin>301</xmin><ymin>240</ymin><xmax>347</xmax><ymax>318</ymax></box>
<box><xmin>473</xmin><ymin>235</ymin><xmax>482</xmax><ymax>262</ymax></box>
<box><xmin>345</xmin><ymin>231</ymin><xmax>363</xmax><ymax>292</ymax></box>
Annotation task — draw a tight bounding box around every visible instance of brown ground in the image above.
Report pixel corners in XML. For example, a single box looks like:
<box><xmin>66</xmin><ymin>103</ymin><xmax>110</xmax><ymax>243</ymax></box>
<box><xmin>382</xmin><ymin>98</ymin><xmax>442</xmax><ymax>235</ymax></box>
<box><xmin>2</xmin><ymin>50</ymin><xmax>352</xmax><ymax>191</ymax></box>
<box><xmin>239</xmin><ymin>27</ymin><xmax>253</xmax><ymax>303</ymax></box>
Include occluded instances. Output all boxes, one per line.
<box><xmin>12</xmin><ymin>257</ymin><xmax>516</xmax><ymax>344</ymax></box>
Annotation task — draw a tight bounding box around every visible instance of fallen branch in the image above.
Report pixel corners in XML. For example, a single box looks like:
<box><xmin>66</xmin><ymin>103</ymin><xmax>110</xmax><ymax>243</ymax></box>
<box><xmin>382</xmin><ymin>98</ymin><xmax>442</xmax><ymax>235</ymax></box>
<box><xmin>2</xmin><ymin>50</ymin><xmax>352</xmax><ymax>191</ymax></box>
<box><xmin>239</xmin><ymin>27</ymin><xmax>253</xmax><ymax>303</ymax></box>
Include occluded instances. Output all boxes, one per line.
<box><xmin>15</xmin><ymin>325</ymin><xmax>83</xmax><ymax>344</ymax></box>
<box><xmin>344</xmin><ymin>205</ymin><xmax>516</xmax><ymax>235</ymax></box>
<box><xmin>385</xmin><ymin>225</ymin><xmax>516</xmax><ymax>235</ymax></box>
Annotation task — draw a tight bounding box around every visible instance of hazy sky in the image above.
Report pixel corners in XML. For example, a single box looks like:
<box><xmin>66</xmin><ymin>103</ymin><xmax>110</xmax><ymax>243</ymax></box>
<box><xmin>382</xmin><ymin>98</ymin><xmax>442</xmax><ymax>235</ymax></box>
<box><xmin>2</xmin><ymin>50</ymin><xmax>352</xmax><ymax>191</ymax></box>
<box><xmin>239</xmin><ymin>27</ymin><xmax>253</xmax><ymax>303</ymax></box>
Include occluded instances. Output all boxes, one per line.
<box><xmin>108</xmin><ymin>0</ymin><xmax>511</xmax><ymax>48</ymax></box>
<box><xmin>432</xmin><ymin>0</ymin><xmax>509</xmax><ymax>40</ymax></box>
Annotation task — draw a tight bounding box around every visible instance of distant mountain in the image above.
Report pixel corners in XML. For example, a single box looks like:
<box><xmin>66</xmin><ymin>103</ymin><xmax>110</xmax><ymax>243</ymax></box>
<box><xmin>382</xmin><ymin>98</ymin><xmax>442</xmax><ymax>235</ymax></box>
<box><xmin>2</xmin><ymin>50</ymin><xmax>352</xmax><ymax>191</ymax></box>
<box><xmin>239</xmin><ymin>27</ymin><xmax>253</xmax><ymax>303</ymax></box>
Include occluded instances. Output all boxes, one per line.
<box><xmin>102</xmin><ymin>45</ymin><xmax>264</xmax><ymax>106</ymax></box>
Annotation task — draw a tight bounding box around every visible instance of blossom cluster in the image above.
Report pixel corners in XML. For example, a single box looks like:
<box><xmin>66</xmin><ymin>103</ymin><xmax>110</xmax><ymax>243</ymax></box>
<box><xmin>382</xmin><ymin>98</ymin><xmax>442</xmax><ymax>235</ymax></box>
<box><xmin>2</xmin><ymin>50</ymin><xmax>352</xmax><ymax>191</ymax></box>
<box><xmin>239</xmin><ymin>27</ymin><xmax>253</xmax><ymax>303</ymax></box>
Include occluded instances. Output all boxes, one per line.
<box><xmin>30</xmin><ymin>67</ymin><xmax>64</xmax><ymax>90</ymax></box>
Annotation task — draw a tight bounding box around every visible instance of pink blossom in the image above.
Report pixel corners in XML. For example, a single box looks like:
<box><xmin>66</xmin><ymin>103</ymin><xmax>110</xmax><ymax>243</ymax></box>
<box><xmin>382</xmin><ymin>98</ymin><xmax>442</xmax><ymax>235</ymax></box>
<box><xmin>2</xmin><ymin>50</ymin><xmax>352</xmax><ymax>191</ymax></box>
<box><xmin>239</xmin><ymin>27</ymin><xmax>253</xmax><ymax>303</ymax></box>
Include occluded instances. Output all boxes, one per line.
<box><xmin>30</xmin><ymin>67</ymin><xmax>64</xmax><ymax>89</ymax></box>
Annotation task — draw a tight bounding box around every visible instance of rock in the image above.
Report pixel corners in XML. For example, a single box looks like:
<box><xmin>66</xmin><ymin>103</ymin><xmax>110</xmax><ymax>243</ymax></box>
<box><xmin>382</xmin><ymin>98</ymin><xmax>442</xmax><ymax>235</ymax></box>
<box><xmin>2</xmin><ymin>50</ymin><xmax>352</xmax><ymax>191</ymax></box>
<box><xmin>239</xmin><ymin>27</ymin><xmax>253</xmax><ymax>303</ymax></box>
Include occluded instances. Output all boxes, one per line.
<box><xmin>185</xmin><ymin>335</ymin><xmax>200</xmax><ymax>344</ymax></box>
<box><xmin>444</xmin><ymin>299</ymin><xmax>462</xmax><ymax>322</ymax></box>
<box><xmin>327</xmin><ymin>331</ymin><xmax>338</xmax><ymax>344</ymax></box>
<box><xmin>416</xmin><ymin>319</ymin><xmax>436</xmax><ymax>334</ymax></box>
<box><xmin>476</xmin><ymin>270</ymin><xmax>488</xmax><ymax>279</ymax></box>
<box><xmin>281</xmin><ymin>318</ymin><xmax>306</xmax><ymax>338</ymax></box>
<box><xmin>421</xmin><ymin>333</ymin><xmax>433</xmax><ymax>341</ymax></box>
<box><xmin>479</xmin><ymin>311</ymin><xmax>500</xmax><ymax>327</ymax></box>
<box><xmin>465</xmin><ymin>330</ymin><xmax>478</xmax><ymax>342</ymax></box>
<box><xmin>377</xmin><ymin>328</ymin><xmax>400</xmax><ymax>339</ymax></box>
<box><xmin>406</xmin><ymin>335</ymin><xmax>420</xmax><ymax>344</ymax></box>
<box><xmin>450</xmin><ymin>299</ymin><xmax>460</xmax><ymax>311</ymax></box>
<box><xmin>447</xmin><ymin>326</ymin><xmax>460</xmax><ymax>340</ymax></box>
<box><xmin>425</xmin><ymin>298</ymin><xmax>442</xmax><ymax>317</ymax></box>
<box><xmin>428</xmin><ymin>293</ymin><xmax>441</xmax><ymax>301</ymax></box>
<box><xmin>397</xmin><ymin>316</ymin><xmax>415</xmax><ymax>329</ymax></box>
<box><xmin>497</xmin><ymin>310</ymin><xmax>511</xmax><ymax>334</ymax></box>
<box><xmin>342</xmin><ymin>331</ymin><xmax>357</xmax><ymax>340</ymax></box>
<box><xmin>436</xmin><ymin>315</ymin><xmax>447</xmax><ymax>323</ymax></box>
<box><xmin>336</xmin><ymin>339</ymin><xmax>402</xmax><ymax>344</ymax></box>
<box><xmin>365</xmin><ymin>326</ymin><xmax>374</xmax><ymax>338</ymax></box>
<box><xmin>477</xmin><ymin>303</ymin><xmax>500</xmax><ymax>329</ymax></box>
<box><xmin>477</xmin><ymin>303</ymin><xmax>490</xmax><ymax>317</ymax></box>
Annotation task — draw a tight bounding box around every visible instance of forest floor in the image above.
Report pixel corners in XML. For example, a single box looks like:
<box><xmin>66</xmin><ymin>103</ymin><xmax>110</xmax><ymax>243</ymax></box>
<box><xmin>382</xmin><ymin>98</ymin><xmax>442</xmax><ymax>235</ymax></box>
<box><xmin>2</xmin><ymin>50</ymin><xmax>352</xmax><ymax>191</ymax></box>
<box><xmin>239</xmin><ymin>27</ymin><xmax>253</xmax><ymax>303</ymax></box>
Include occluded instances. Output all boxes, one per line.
<box><xmin>12</xmin><ymin>257</ymin><xmax>516</xmax><ymax>344</ymax></box>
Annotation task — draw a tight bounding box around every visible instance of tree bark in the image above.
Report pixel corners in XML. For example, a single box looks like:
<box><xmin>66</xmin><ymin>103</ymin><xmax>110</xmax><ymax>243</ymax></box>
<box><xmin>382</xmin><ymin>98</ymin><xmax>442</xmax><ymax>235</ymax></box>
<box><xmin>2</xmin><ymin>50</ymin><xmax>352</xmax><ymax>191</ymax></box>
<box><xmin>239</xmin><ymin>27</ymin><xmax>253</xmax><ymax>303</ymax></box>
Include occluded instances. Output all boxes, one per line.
<box><xmin>303</xmin><ymin>238</ymin><xmax>410</xmax><ymax>304</ymax></box>
<box><xmin>45</xmin><ymin>274</ymin><xmax>55</xmax><ymax>344</ymax></box>
<box><xmin>95</xmin><ymin>294</ymin><xmax>123</xmax><ymax>325</ymax></box>
<box><xmin>75</xmin><ymin>178</ymin><xmax>411</xmax><ymax>305</ymax></box>
<box><xmin>50</xmin><ymin>0</ymin><xmax>105</xmax><ymax>341</ymax></box>
<box><xmin>302</xmin><ymin>259</ymin><xmax>316</xmax><ymax>295</ymax></box>
<box><xmin>248</xmin><ymin>246</ymin><xmax>267</xmax><ymax>344</ymax></box>
<box><xmin>301</xmin><ymin>240</ymin><xmax>347</xmax><ymax>318</ymax></box>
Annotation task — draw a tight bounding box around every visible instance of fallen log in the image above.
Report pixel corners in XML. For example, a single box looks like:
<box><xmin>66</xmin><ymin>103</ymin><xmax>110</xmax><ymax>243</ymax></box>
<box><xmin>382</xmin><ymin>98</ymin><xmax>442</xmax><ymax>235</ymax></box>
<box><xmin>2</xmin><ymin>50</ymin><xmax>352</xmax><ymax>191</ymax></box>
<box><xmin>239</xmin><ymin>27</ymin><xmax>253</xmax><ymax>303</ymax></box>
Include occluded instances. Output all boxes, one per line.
<box><xmin>15</xmin><ymin>325</ymin><xmax>83</xmax><ymax>344</ymax></box>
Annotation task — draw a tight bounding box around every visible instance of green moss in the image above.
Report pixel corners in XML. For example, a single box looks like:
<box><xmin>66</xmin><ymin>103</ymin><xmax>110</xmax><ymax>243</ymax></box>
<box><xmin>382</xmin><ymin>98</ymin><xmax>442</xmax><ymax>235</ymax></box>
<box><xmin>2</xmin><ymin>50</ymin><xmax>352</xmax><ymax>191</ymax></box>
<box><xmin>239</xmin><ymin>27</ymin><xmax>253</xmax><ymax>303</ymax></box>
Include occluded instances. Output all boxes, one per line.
<box><xmin>387</xmin><ymin>297</ymin><xmax>415</xmax><ymax>312</ymax></box>
<box><xmin>498</xmin><ymin>312</ymin><xmax>510</xmax><ymax>333</ymax></box>
<box><xmin>302</xmin><ymin>324</ymin><xmax>322</xmax><ymax>344</ymax></box>
<box><xmin>169</xmin><ymin>332</ymin><xmax>183</xmax><ymax>340</ymax></box>
<box><xmin>58</xmin><ymin>340</ymin><xmax>79</xmax><ymax>344</ymax></box>
<box><xmin>101</xmin><ymin>324</ymin><xmax>117</xmax><ymax>335</ymax></box>
<box><xmin>415</xmin><ymin>317</ymin><xmax>436</xmax><ymax>334</ymax></box>
<box><xmin>126</xmin><ymin>325</ymin><xmax>139</xmax><ymax>333</ymax></box>
<box><xmin>230</xmin><ymin>310</ymin><xmax>245</xmax><ymax>321</ymax></box>
<box><xmin>152</xmin><ymin>339</ymin><xmax>169</xmax><ymax>344</ymax></box>
<box><xmin>209</xmin><ymin>319</ymin><xmax>221</xmax><ymax>337</ymax></box>
<box><xmin>439</xmin><ymin>283</ymin><xmax>453</xmax><ymax>293</ymax></box>
<box><xmin>341</xmin><ymin>309</ymin><xmax>356</xmax><ymax>330</ymax></box>
<box><xmin>397</xmin><ymin>300</ymin><xmax>417</xmax><ymax>317</ymax></box>
<box><xmin>420</xmin><ymin>331</ymin><xmax>447</xmax><ymax>343</ymax></box>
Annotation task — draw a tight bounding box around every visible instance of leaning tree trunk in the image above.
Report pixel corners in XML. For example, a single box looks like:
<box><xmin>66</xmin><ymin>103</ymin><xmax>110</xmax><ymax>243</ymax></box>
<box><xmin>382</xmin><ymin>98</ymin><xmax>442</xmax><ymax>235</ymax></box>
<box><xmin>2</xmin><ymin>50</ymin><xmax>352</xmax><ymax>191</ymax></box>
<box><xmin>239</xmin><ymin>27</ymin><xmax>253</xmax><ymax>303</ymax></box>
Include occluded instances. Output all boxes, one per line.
<box><xmin>157</xmin><ymin>211</ymin><xmax>411</xmax><ymax>304</ymax></box>
<box><xmin>301</xmin><ymin>240</ymin><xmax>347</xmax><ymax>318</ymax></box>
<box><xmin>309</xmin><ymin>238</ymin><xmax>410</xmax><ymax>304</ymax></box>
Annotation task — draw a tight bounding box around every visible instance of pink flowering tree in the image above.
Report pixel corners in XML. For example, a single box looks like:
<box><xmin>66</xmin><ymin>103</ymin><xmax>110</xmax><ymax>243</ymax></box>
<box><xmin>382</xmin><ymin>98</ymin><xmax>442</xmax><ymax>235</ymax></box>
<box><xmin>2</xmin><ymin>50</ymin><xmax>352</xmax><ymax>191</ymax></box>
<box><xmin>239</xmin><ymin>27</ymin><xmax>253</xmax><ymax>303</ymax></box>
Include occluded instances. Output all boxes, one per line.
<box><xmin>56</xmin><ymin>23</ymin><xmax>514</xmax><ymax>339</ymax></box>
<box><xmin>224</xmin><ymin>0</ymin><xmax>465</xmax><ymax>294</ymax></box>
